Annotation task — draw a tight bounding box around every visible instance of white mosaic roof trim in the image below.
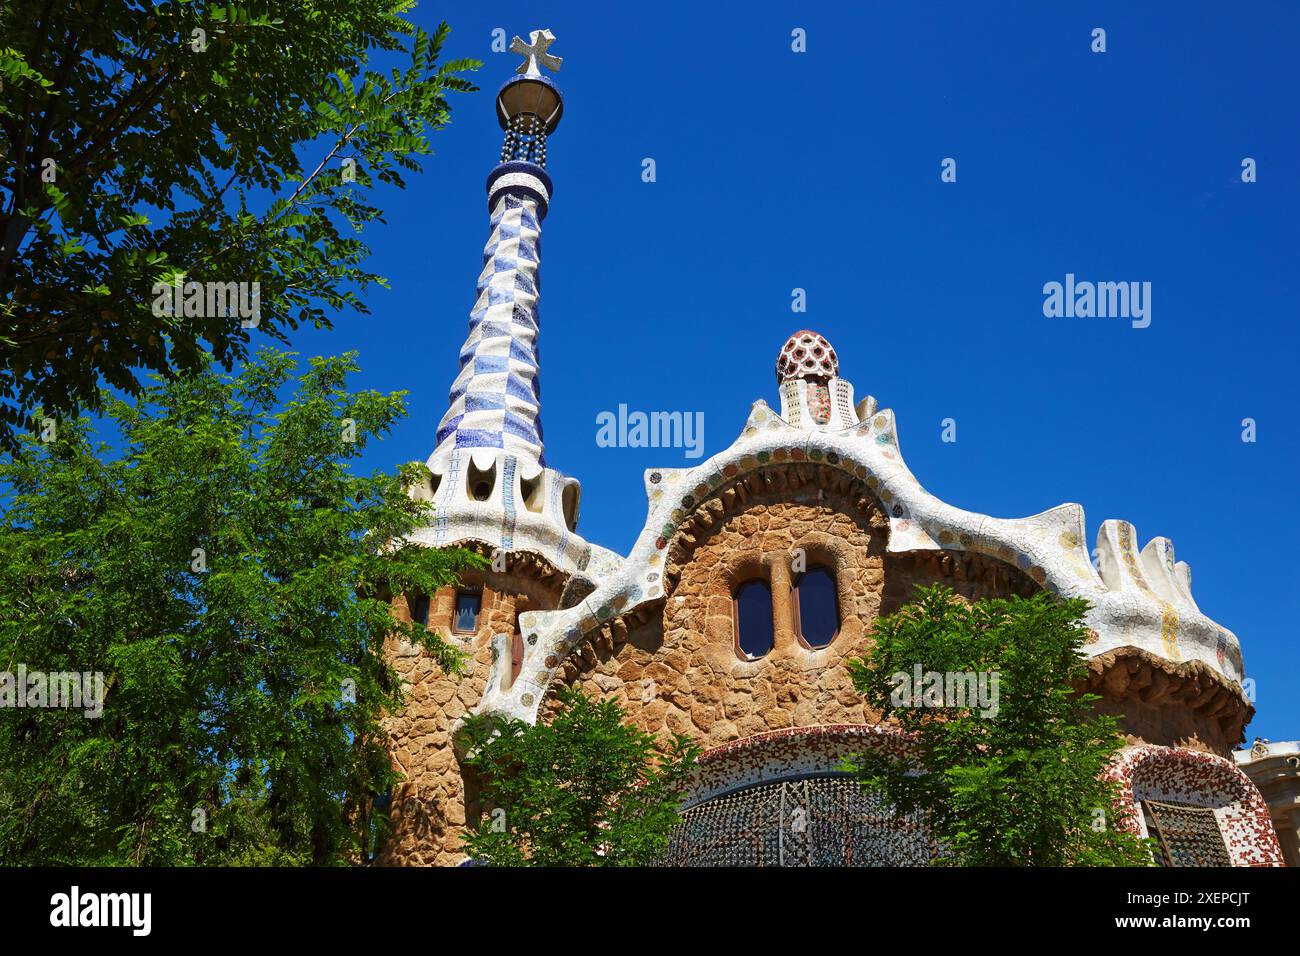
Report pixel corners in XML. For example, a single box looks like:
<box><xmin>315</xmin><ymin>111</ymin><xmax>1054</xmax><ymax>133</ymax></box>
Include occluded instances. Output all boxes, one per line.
<box><xmin>475</xmin><ymin>380</ymin><xmax>1246</xmax><ymax>724</ymax></box>
<box><xmin>409</xmin><ymin>447</ymin><xmax>622</xmax><ymax>581</ymax></box>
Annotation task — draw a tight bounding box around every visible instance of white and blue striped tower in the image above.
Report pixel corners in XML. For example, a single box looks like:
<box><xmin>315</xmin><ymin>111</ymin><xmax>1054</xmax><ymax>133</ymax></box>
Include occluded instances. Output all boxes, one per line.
<box><xmin>431</xmin><ymin>28</ymin><xmax>563</xmax><ymax>465</ymax></box>
<box><xmin>414</xmin><ymin>30</ymin><xmax>621</xmax><ymax>583</ymax></box>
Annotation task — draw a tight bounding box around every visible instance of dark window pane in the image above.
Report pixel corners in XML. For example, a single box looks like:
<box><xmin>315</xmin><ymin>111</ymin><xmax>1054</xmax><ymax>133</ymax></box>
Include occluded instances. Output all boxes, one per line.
<box><xmin>797</xmin><ymin>566</ymin><xmax>839</xmax><ymax>648</ymax></box>
<box><xmin>454</xmin><ymin>590</ymin><xmax>481</xmax><ymax>632</ymax></box>
<box><xmin>410</xmin><ymin>594</ymin><xmax>430</xmax><ymax>627</ymax></box>
<box><xmin>735</xmin><ymin>580</ymin><xmax>774</xmax><ymax>658</ymax></box>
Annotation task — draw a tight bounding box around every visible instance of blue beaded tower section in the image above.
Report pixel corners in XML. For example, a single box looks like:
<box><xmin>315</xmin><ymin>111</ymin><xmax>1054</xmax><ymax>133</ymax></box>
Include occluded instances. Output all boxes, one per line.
<box><xmin>432</xmin><ymin>173</ymin><xmax>549</xmax><ymax>463</ymax></box>
<box><xmin>431</xmin><ymin>32</ymin><xmax>563</xmax><ymax>468</ymax></box>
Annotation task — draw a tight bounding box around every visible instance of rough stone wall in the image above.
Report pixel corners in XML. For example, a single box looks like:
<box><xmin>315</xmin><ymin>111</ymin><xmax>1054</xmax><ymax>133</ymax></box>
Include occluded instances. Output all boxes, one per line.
<box><xmin>1083</xmin><ymin>648</ymin><xmax>1252</xmax><ymax>758</ymax></box>
<box><xmin>550</xmin><ymin>480</ymin><xmax>1041</xmax><ymax>751</ymax></box>
<box><xmin>551</xmin><ymin>488</ymin><xmax>885</xmax><ymax>745</ymax></box>
<box><xmin>378</xmin><ymin>564</ymin><xmax>563</xmax><ymax>866</ymax></box>
<box><xmin>881</xmin><ymin>550</ymin><xmax>1039</xmax><ymax>614</ymax></box>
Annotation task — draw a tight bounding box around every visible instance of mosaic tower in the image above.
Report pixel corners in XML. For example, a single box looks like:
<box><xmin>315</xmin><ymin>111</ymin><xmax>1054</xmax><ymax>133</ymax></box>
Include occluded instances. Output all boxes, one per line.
<box><xmin>410</xmin><ymin>29</ymin><xmax>607</xmax><ymax>574</ymax></box>
<box><xmin>382</xmin><ymin>32</ymin><xmax>622</xmax><ymax>865</ymax></box>
<box><xmin>429</xmin><ymin>29</ymin><xmax>563</xmax><ymax>466</ymax></box>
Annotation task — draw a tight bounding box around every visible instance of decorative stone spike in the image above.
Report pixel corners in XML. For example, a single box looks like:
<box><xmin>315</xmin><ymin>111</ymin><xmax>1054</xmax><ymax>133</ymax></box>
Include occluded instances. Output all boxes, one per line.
<box><xmin>1140</xmin><ymin>536</ymin><xmax>1189</xmax><ymax>608</ymax></box>
<box><xmin>1175</xmin><ymin>561</ymin><xmax>1200</xmax><ymax>612</ymax></box>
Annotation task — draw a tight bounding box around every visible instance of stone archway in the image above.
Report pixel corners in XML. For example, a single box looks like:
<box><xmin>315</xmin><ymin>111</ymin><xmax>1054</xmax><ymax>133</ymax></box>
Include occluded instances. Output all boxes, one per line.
<box><xmin>1104</xmin><ymin>746</ymin><xmax>1283</xmax><ymax>867</ymax></box>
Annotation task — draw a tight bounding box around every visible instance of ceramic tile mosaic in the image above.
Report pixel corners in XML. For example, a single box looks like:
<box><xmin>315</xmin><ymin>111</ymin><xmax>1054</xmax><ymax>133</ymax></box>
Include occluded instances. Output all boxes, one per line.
<box><xmin>685</xmin><ymin>724</ymin><xmax>912</xmax><ymax>806</ymax></box>
<box><xmin>432</xmin><ymin>188</ymin><xmax>547</xmax><ymax>464</ymax></box>
<box><xmin>413</xmin><ymin>155</ymin><xmax>620</xmax><ymax>590</ymax></box>
<box><xmin>1105</xmin><ymin>746</ymin><xmax>1283</xmax><ymax>866</ymax></box>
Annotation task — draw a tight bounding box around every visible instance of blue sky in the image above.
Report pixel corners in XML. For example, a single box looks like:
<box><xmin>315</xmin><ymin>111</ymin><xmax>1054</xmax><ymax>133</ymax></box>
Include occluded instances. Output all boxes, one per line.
<box><xmin>289</xmin><ymin>1</ymin><xmax>1300</xmax><ymax>743</ymax></box>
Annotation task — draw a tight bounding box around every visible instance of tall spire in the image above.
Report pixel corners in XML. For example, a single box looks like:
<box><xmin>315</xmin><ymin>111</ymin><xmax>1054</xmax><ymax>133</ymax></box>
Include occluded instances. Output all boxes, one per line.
<box><xmin>415</xmin><ymin>29</ymin><xmax>614</xmax><ymax>578</ymax></box>
<box><xmin>431</xmin><ymin>30</ymin><xmax>564</xmax><ymax>467</ymax></box>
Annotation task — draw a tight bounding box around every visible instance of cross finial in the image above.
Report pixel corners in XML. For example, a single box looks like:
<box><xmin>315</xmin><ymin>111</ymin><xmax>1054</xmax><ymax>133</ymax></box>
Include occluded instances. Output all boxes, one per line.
<box><xmin>510</xmin><ymin>28</ymin><xmax>563</xmax><ymax>77</ymax></box>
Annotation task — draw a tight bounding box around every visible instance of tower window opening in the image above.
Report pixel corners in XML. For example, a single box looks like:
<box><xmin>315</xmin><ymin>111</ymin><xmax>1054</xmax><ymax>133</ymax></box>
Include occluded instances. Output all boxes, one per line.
<box><xmin>734</xmin><ymin>579</ymin><xmax>775</xmax><ymax>660</ymax></box>
<box><xmin>510</xmin><ymin>632</ymin><xmax>525</xmax><ymax>686</ymax></box>
<box><xmin>561</xmin><ymin>483</ymin><xmax>579</xmax><ymax>532</ymax></box>
<box><xmin>508</xmin><ymin>607</ymin><xmax>529</xmax><ymax>688</ymax></box>
<box><xmin>521</xmin><ymin>474</ymin><xmax>544</xmax><ymax>513</ymax></box>
<box><xmin>468</xmin><ymin>460</ymin><xmax>496</xmax><ymax>502</ymax></box>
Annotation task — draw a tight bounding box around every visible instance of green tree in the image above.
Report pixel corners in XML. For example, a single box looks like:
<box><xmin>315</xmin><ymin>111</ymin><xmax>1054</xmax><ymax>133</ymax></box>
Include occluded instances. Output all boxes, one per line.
<box><xmin>0</xmin><ymin>348</ymin><xmax>484</xmax><ymax>865</ymax></box>
<box><xmin>0</xmin><ymin>1</ymin><xmax>477</xmax><ymax>453</ymax></box>
<box><xmin>845</xmin><ymin>585</ymin><xmax>1153</xmax><ymax>866</ymax></box>
<box><xmin>459</xmin><ymin>688</ymin><xmax>700</xmax><ymax>866</ymax></box>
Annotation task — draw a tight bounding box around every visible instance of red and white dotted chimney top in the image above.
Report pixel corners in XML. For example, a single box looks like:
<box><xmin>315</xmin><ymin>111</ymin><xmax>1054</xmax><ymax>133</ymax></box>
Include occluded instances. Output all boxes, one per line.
<box><xmin>776</xmin><ymin>330</ymin><xmax>839</xmax><ymax>385</ymax></box>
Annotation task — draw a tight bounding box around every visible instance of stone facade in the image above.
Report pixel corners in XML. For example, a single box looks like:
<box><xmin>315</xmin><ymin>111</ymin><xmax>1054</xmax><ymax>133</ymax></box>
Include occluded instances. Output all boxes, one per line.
<box><xmin>382</xmin><ymin>475</ymin><xmax>1269</xmax><ymax>864</ymax></box>
<box><xmin>548</xmin><ymin>475</ymin><xmax>1045</xmax><ymax>751</ymax></box>
<box><xmin>378</xmin><ymin>555</ymin><xmax>565</xmax><ymax>867</ymax></box>
<box><xmin>1084</xmin><ymin>647</ymin><xmax>1253</xmax><ymax>758</ymax></box>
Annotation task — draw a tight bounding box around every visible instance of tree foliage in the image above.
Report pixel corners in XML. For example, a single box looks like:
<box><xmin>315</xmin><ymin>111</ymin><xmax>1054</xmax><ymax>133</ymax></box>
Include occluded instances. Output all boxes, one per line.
<box><xmin>0</xmin><ymin>0</ymin><xmax>478</xmax><ymax>453</ymax></box>
<box><xmin>845</xmin><ymin>585</ymin><xmax>1153</xmax><ymax>866</ymax></box>
<box><xmin>458</xmin><ymin>688</ymin><xmax>700</xmax><ymax>866</ymax></box>
<box><xmin>0</xmin><ymin>348</ymin><xmax>484</xmax><ymax>864</ymax></box>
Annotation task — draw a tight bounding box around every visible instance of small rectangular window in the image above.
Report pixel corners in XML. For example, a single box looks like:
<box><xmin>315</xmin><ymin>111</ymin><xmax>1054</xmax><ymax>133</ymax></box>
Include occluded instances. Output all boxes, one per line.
<box><xmin>453</xmin><ymin>590</ymin><xmax>482</xmax><ymax>633</ymax></box>
<box><xmin>410</xmin><ymin>594</ymin><xmax>430</xmax><ymax>627</ymax></box>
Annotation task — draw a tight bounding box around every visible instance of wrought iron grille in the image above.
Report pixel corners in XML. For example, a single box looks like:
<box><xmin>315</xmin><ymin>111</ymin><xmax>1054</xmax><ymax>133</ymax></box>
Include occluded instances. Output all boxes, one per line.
<box><xmin>1142</xmin><ymin>799</ymin><xmax>1232</xmax><ymax>867</ymax></box>
<box><xmin>661</xmin><ymin>775</ymin><xmax>931</xmax><ymax>867</ymax></box>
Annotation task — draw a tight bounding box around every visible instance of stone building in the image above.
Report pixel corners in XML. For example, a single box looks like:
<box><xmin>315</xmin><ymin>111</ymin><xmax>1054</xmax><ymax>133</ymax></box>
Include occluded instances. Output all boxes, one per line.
<box><xmin>378</xmin><ymin>31</ymin><xmax>1284</xmax><ymax>867</ymax></box>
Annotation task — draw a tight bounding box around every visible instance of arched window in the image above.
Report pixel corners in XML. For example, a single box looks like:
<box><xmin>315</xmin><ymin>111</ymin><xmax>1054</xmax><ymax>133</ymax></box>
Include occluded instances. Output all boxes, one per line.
<box><xmin>663</xmin><ymin>775</ymin><xmax>931</xmax><ymax>867</ymax></box>
<box><xmin>1141</xmin><ymin>799</ymin><xmax>1231</xmax><ymax>867</ymax></box>
<box><xmin>794</xmin><ymin>565</ymin><xmax>839</xmax><ymax>649</ymax></box>
<box><xmin>467</xmin><ymin>459</ymin><xmax>495</xmax><ymax>502</ymax></box>
<box><xmin>734</xmin><ymin>580</ymin><xmax>774</xmax><ymax>659</ymax></box>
